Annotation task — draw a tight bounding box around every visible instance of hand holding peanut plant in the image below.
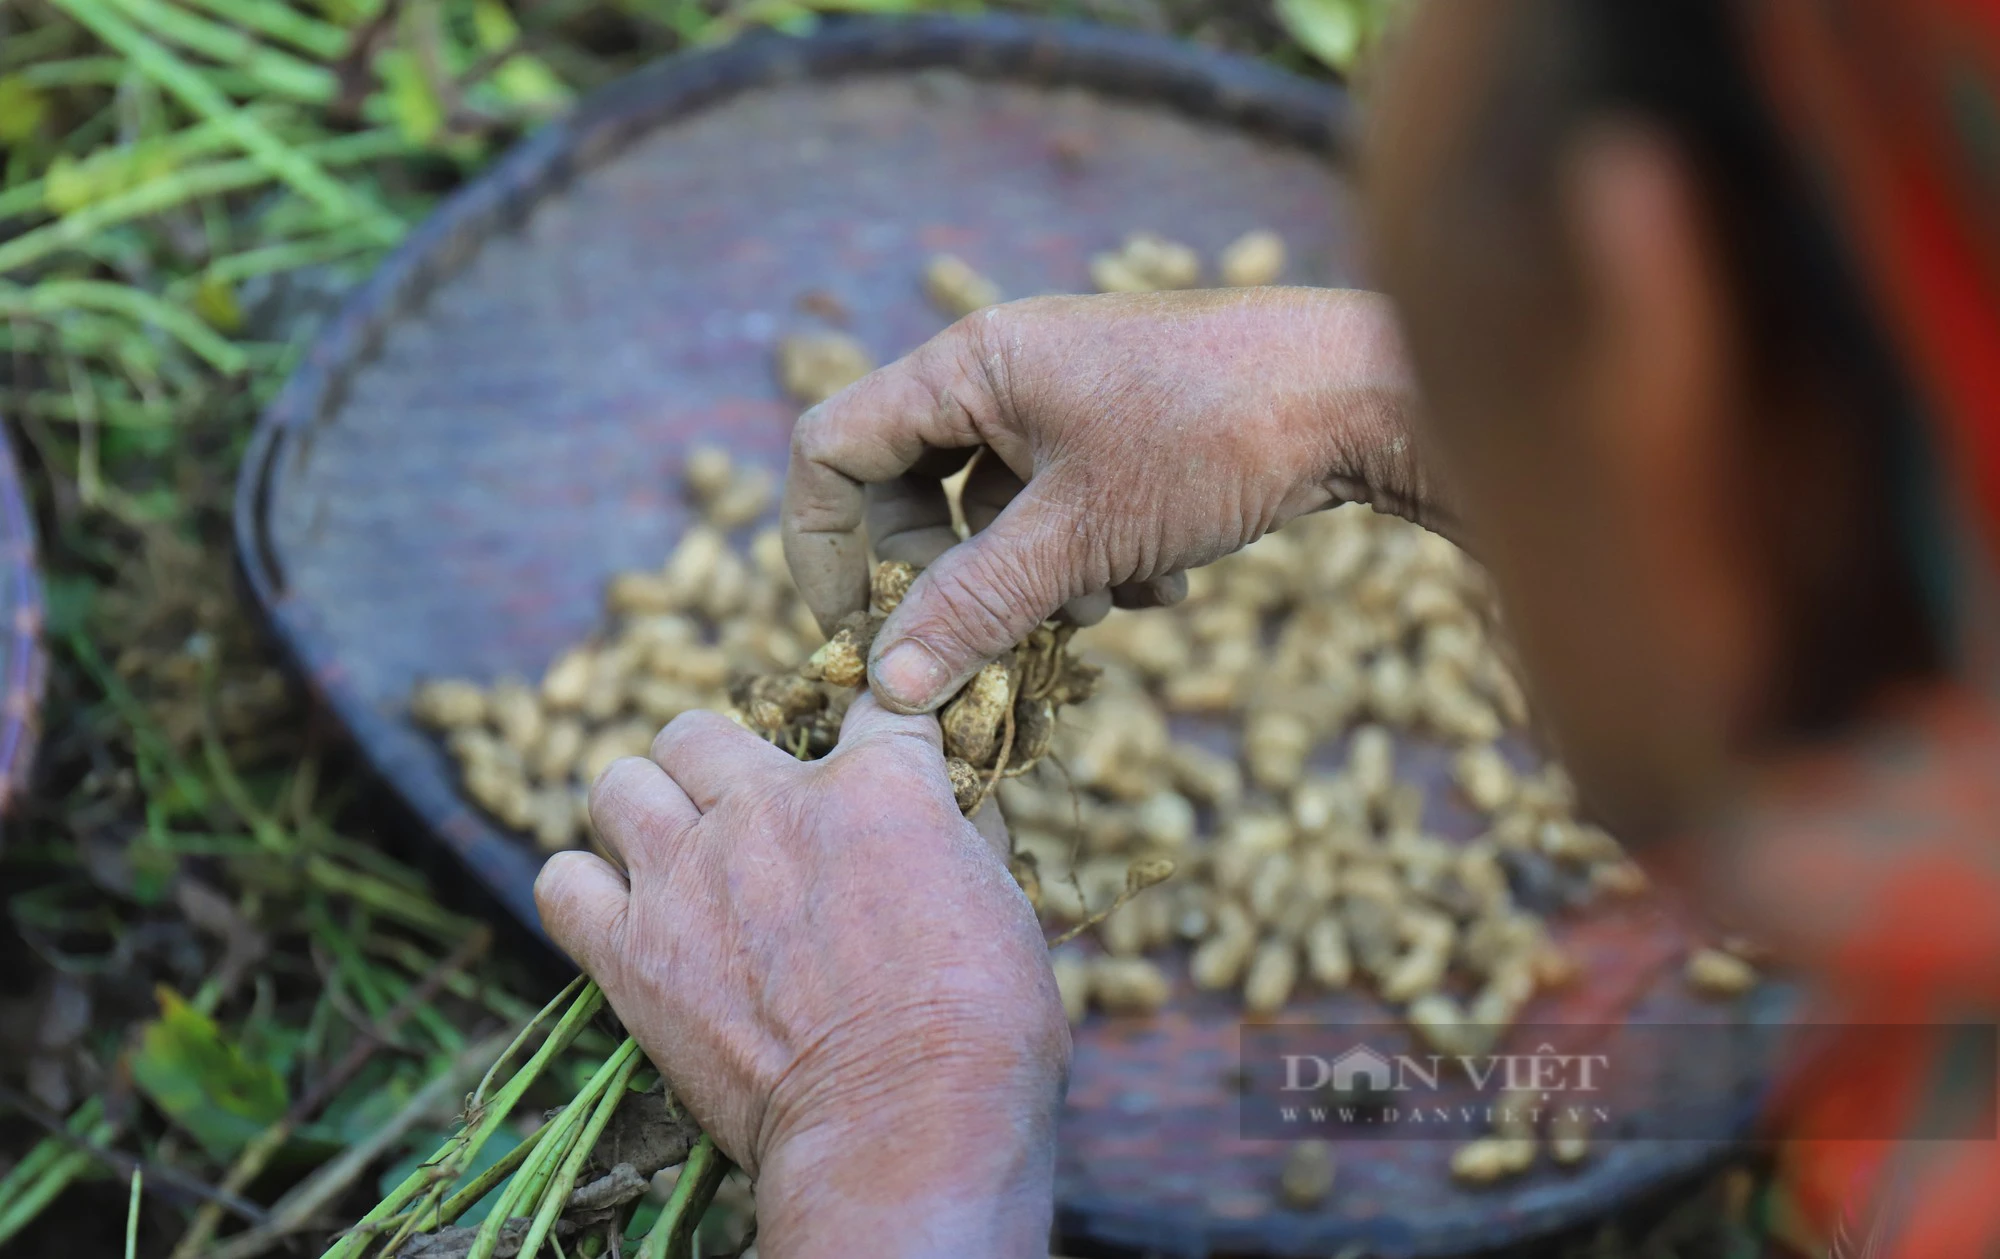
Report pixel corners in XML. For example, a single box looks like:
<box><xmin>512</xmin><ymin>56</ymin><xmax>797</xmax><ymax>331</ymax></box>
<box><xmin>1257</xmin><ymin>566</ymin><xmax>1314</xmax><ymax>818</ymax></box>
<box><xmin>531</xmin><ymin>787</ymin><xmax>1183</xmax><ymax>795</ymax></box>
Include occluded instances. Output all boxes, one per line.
<box><xmin>782</xmin><ymin>286</ymin><xmax>1446</xmax><ymax>715</ymax></box>
<box><xmin>534</xmin><ymin>697</ymin><xmax>1069</xmax><ymax>1258</ymax></box>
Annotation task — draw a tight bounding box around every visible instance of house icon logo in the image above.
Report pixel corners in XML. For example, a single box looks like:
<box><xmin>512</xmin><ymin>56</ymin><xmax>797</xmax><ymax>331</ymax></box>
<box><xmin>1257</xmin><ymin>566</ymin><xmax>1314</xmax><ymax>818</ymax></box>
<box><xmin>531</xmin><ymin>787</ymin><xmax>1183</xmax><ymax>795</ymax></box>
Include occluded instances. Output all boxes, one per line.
<box><xmin>1329</xmin><ymin>1046</ymin><xmax>1394</xmax><ymax>1093</ymax></box>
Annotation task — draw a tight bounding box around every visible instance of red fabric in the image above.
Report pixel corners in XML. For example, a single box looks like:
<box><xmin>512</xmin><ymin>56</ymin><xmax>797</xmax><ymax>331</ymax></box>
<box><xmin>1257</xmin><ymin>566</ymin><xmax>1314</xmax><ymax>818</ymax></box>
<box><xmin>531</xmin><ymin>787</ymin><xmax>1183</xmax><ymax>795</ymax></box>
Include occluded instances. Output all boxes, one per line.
<box><xmin>1755</xmin><ymin>0</ymin><xmax>2000</xmax><ymax>563</ymax></box>
<box><xmin>1718</xmin><ymin>690</ymin><xmax>2000</xmax><ymax>1253</ymax></box>
<box><xmin>1744</xmin><ymin>6</ymin><xmax>2000</xmax><ymax>1251</ymax></box>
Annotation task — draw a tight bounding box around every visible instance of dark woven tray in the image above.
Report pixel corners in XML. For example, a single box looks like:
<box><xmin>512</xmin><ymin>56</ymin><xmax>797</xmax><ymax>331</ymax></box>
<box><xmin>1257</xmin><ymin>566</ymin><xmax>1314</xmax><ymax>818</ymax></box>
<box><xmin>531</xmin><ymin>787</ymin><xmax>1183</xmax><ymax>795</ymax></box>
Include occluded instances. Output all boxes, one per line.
<box><xmin>0</xmin><ymin>424</ymin><xmax>46</xmax><ymax>840</ymax></box>
<box><xmin>235</xmin><ymin>17</ymin><xmax>1777</xmax><ymax>1254</ymax></box>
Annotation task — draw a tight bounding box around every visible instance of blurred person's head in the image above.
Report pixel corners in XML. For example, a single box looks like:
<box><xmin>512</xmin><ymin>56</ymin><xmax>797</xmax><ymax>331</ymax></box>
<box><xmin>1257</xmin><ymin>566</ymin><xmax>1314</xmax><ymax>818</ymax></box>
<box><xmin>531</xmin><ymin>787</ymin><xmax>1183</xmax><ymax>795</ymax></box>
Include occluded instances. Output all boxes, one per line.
<box><xmin>1366</xmin><ymin>0</ymin><xmax>1947</xmax><ymax>838</ymax></box>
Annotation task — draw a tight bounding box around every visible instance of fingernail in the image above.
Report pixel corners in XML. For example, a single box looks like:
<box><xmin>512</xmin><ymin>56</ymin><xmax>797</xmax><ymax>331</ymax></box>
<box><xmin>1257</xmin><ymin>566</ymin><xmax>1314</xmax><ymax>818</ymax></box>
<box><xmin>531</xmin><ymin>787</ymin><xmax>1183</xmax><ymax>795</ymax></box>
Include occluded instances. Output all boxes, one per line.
<box><xmin>872</xmin><ymin>638</ymin><xmax>951</xmax><ymax>712</ymax></box>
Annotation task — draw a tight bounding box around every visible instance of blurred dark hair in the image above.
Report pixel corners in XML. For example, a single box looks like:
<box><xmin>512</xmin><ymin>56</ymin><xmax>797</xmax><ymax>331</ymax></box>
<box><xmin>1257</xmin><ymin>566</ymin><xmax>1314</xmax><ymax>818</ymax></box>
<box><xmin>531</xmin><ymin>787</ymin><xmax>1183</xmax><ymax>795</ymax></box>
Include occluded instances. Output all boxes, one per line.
<box><xmin>1548</xmin><ymin>0</ymin><xmax>1939</xmax><ymax>723</ymax></box>
<box><xmin>1561</xmin><ymin>0</ymin><xmax>1902</xmax><ymax>416</ymax></box>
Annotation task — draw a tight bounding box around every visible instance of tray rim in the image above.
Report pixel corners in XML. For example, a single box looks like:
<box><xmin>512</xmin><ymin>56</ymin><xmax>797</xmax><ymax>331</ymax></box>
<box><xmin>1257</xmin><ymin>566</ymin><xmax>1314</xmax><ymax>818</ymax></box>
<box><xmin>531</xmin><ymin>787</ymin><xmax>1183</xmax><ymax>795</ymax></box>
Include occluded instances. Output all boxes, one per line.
<box><xmin>0</xmin><ymin>419</ymin><xmax>47</xmax><ymax>839</ymax></box>
<box><xmin>232</xmin><ymin>12</ymin><xmax>1355</xmax><ymax>934</ymax></box>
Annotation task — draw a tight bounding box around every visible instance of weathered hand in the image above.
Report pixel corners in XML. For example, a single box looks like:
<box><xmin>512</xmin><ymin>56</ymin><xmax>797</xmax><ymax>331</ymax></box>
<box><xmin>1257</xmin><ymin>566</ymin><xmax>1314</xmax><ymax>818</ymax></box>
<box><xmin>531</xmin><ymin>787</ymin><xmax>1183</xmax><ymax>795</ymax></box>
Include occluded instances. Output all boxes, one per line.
<box><xmin>782</xmin><ymin>286</ymin><xmax>1444</xmax><ymax>714</ymax></box>
<box><xmin>534</xmin><ymin>698</ymin><xmax>1067</xmax><ymax>1258</ymax></box>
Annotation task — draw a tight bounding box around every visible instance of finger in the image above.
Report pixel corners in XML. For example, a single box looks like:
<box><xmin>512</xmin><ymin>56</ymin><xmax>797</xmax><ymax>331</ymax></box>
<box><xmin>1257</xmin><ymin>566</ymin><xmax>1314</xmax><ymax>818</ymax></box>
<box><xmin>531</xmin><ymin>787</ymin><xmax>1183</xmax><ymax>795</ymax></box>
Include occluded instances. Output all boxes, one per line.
<box><xmin>959</xmin><ymin>453</ymin><xmax>1026</xmax><ymax>536</ymax></box>
<box><xmin>1111</xmin><ymin>571</ymin><xmax>1190</xmax><ymax>609</ymax></box>
<box><xmin>867</xmin><ymin>478</ymin><xmax>961</xmax><ymax>571</ymax></box>
<box><xmin>964</xmin><ymin>459</ymin><xmax>1120</xmax><ymax>627</ymax></box>
<box><xmin>783</xmin><ymin>321</ymin><xmax>1029</xmax><ymax>635</ymax></box>
<box><xmin>588</xmin><ymin>756</ymin><xmax>700</xmax><ymax>873</ymax></box>
<box><xmin>961</xmin><ymin>459</ymin><xmax>1115</xmax><ymax>627</ymax></box>
<box><xmin>964</xmin><ymin>457</ymin><xmax>1114</xmax><ymax>627</ymax></box>
<box><xmin>867</xmin><ymin>494</ymin><xmax>1074</xmax><ymax>714</ymax></box>
<box><xmin>650</xmin><ymin>709</ymin><xmax>799</xmax><ymax>811</ymax></box>
<box><xmin>534</xmin><ymin>850</ymin><xmax>630</xmax><ymax>975</ymax></box>
<box><xmin>834</xmin><ymin>690</ymin><xmax>944</xmax><ymax>755</ymax></box>
<box><xmin>1058</xmin><ymin>588</ymin><xmax>1114</xmax><ymax>627</ymax></box>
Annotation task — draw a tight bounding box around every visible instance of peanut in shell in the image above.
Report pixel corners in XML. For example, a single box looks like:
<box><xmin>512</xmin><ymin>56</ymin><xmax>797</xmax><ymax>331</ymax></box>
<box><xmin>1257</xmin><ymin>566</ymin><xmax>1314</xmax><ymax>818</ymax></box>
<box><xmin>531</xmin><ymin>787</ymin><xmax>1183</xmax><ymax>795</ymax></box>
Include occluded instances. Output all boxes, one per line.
<box><xmin>941</xmin><ymin>661</ymin><xmax>1013</xmax><ymax>766</ymax></box>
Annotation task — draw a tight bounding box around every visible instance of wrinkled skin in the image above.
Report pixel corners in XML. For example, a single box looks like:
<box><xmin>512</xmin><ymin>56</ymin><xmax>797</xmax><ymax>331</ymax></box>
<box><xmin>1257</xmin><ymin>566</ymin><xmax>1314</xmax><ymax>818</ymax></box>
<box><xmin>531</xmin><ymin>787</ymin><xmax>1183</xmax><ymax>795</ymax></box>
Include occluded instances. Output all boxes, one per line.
<box><xmin>535</xmin><ymin>699</ymin><xmax>1066</xmax><ymax>1257</ymax></box>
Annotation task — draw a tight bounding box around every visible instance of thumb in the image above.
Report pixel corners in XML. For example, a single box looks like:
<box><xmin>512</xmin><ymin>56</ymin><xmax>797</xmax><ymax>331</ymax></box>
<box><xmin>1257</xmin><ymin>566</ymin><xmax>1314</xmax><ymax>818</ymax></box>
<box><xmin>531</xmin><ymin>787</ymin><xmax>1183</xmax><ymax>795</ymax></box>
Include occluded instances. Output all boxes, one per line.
<box><xmin>866</xmin><ymin>498</ymin><xmax>1071</xmax><ymax>713</ymax></box>
<box><xmin>836</xmin><ymin>690</ymin><xmax>945</xmax><ymax>752</ymax></box>
<box><xmin>534</xmin><ymin>850</ymin><xmax>630</xmax><ymax>978</ymax></box>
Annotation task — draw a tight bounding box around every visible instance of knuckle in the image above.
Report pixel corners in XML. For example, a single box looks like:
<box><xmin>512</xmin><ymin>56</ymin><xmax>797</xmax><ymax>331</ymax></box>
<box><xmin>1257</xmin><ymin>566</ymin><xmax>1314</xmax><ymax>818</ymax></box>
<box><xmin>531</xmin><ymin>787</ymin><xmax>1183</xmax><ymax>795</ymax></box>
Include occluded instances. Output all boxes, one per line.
<box><xmin>533</xmin><ymin>852</ymin><xmax>616</xmax><ymax>945</ymax></box>
<box><xmin>532</xmin><ymin>850</ymin><xmax>581</xmax><ymax>903</ymax></box>
<box><xmin>848</xmin><ymin>716</ymin><xmax>943</xmax><ymax>767</ymax></box>
<box><xmin>942</xmin><ymin>311</ymin><xmax>1012</xmax><ymax>420</ymax></box>
<box><xmin>651</xmin><ymin>708</ymin><xmax>733</xmax><ymax>763</ymax></box>
<box><xmin>589</xmin><ymin>755</ymin><xmax>658</xmax><ymax>811</ymax></box>
<box><xmin>820</xmin><ymin>751</ymin><xmax>941</xmax><ymax>819</ymax></box>
<box><xmin>791</xmin><ymin>406</ymin><xmax>836</xmax><ymax>466</ymax></box>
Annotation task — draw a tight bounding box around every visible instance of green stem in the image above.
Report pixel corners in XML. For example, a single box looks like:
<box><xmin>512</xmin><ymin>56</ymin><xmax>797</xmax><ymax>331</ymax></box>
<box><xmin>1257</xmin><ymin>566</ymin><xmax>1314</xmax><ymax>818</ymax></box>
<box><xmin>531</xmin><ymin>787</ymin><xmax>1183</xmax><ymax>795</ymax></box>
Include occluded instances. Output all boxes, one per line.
<box><xmin>0</xmin><ymin>280</ymin><xmax>247</xmax><ymax>376</ymax></box>
<box><xmin>0</xmin><ymin>20</ymin><xmax>82</xmax><ymax>69</ymax></box>
<box><xmin>427</xmin><ymin>1114</ymin><xmax>551</xmax><ymax>1228</ymax></box>
<box><xmin>305</xmin><ymin>855</ymin><xmax>476</xmax><ymax>940</ymax></box>
<box><xmin>15</xmin><ymin>55</ymin><xmax>276</xmax><ymax>96</ymax></box>
<box><xmin>0</xmin><ymin>104</ymin><xmax>294</xmax><ymax>221</ymax></box>
<box><xmin>16</xmin><ymin>55</ymin><xmax>126</xmax><ymax>86</ymax></box>
<box><xmin>368</xmin><ymin>936</ymin><xmax>541</xmax><ymax>1028</ymax></box>
<box><xmin>516</xmin><ymin>1042</ymin><xmax>643</xmax><ymax>1259</ymax></box>
<box><xmin>473</xmin><ymin>975</ymin><xmax>587</xmax><ymax>1108</ymax></box>
<box><xmin>0</xmin><ymin>1148</ymin><xmax>98</xmax><ymax>1247</ymax></box>
<box><xmin>104</xmin><ymin>0</ymin><xmax>339</xmax><ymax>102</ymax></box>
<box><xmin>319</xmin><ymin>984</ymin><xmax>604</xmax><ymax>1259</ymax></box>
<box><xmin>0</xmin><ymin>129</ymin><xmax>409</xmax><ymax>278</ymax></box>
<box><xmin>463</xmin><ymin>1078</ymin><xmax>599</xmax><ymax>1259</ymax></box>
<box><xmin>0</xmin><ymin>1099</ymin><xmax>104</xmax><ymax>1208</ymax></box>
<box><xmin>177</xmin><ymin>0</ymin><xmax>350</xmax><ymax>60</ymax></box>
<box><xmin>189</xmin><ymin>229</ymin><xmax>382</xmax><ymax>286</ymax></box>
<box><xmin>197</xmin><ymin>649</ymin><xmax>292</xmax><ymax>844</ymax></box>
<box><xmin>124</xmin><ymin>1167</ymin><xmax>141</xmax><ymax>1259</ymax></box>
<box><xmin>63</xmin><ymin>633</ymin><xmax>210</xmax><ymax>816</ymax></box>
<box><xmin>637</xmin><ymin>1136</ymin><xmax>729</xmax><ymax>1259</ymax></box>
<box><xmin>46</xmin><ymin>0</ymin><xmax>400</xmax><ymax>241</ymax></box>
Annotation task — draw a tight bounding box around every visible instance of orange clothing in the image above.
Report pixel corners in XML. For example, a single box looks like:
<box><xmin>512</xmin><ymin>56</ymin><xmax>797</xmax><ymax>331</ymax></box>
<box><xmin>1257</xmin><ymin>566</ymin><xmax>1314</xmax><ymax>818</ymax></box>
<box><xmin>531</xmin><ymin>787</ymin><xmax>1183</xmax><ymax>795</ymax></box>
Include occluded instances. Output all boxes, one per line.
<box><xmin>1745</xmin><ymin>2</ymin><xmax>2000</xmax><ymax>1250</ymax></box>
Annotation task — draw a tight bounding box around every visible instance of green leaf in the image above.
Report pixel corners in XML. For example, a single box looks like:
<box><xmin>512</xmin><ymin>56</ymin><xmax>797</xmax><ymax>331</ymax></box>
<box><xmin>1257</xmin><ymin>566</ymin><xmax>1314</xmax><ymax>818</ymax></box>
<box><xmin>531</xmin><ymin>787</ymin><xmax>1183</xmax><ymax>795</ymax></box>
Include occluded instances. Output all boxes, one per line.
<box><xmin>373</xmin><ymin>49</ymin><xmax>443</xmax><ymax>147</ymax></box>
<box><xmin>0</xmin><ymin>76</ymin><xmax>49</xmax><ymax>145</ymax></box>
<box><xmin>238</xmin><ymin>1013</ymin><xmax>309</xmax><ymax>1086</ymax></box>
<box><xmin>42</xmin><ymin>574</ymin><xmax>97</xmax><ymax>640</ymax></box>
<box><xmin>43</xmin><ymin>154</ymin><xmax>94</xmax><ymax>214</ymax></box>
<box><xmin>1274</xmin><ymin>0</ymin><xmax>1362</xmax><ymax>72</ymax></box>
<box><xmin>192</xmin><ymin>275</ymin><xmax>243</xmax><ymax>333</ymax></box>
<box><xmin>470</xmin><ymin>0</ymin><xmax>570</xmax><ymax>109</ymax></box>
<box><xmin>43</xmin><ymin>140</ymin><xmax>188</xmax><ymax>213</ymax></box>
<box><xmin>122</xmin><ymin>487</ymin><xmax>185</xmax><ymax>523</ymax></box>
<box><xmin>128</xmin><ymin>988</ymin><xmax>289</xmax><ymax>1160</ymax></box>
<box><xmin>102</xmin><ymin>420</ymin><xmax>180</xmax><ymax>462</ymax></box>
<box><xmin>124</xmin><ymin>840</ymin><xmax>180</xmax><ymax>905</ymax></box>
